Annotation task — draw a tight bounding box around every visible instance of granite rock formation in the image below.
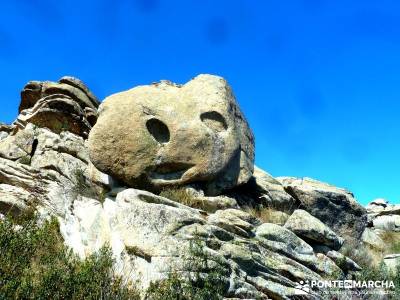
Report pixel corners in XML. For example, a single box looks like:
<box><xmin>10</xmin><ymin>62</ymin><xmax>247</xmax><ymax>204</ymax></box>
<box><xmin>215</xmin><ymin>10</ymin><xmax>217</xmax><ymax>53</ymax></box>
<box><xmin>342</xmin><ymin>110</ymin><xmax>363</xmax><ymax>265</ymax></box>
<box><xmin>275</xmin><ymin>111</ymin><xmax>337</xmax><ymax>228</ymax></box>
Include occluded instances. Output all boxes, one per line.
<box><xmin>88</xmin><ymin>74</ymin><xmax>254</xmax><ymax>196</ymax></box>
<box><xmin>0</xmin><ymin>75</ymin><xmax>394</xmax><ymax>299</ymax></box>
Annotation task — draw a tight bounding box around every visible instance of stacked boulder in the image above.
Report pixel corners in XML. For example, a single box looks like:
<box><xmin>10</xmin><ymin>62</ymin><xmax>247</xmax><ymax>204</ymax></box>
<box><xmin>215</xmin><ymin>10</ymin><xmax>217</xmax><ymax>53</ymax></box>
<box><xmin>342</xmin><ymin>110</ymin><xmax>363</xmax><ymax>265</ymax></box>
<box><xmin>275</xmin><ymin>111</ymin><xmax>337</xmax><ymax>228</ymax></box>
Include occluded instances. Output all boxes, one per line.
<box><xmin>0</xmin><ymin>74</ymin><xmax>372</xmax><ymax>299</ymax></box>
<box><xmin>366</xmin><ymin>198</ymin><xmax>400</xmax><ymax>232</ymax></box>
<box><xmin>364</xmin><ymin>199</ymin><xmax>400</xmax><ymax>273</ymax></box>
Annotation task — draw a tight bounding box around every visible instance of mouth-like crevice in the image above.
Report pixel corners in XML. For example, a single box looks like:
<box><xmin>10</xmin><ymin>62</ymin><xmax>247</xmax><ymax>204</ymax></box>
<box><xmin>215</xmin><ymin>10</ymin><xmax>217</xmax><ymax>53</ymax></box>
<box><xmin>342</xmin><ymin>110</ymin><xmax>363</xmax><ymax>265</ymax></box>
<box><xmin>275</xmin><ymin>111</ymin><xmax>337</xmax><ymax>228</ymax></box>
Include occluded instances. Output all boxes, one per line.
<box><xmin>149</xmin><ymin>162</ymin><xmax>194</xmax><ymax>181</ymax></box>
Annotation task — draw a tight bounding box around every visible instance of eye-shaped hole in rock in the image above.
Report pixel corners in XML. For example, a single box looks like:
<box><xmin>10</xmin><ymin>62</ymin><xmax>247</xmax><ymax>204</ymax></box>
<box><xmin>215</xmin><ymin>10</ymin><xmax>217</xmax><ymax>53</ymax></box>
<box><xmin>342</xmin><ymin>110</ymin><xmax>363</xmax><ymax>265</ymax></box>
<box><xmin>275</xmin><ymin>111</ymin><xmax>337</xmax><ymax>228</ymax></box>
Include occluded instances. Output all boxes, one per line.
<box><xmin>146</xmin><ymin>118</ymin><xmax>170</xmax><ymax>143</ymax></box>
<box><xmin>200</xmin><ymin>111</ymin><xmax>228</xmax><ymax>132</ymax></box>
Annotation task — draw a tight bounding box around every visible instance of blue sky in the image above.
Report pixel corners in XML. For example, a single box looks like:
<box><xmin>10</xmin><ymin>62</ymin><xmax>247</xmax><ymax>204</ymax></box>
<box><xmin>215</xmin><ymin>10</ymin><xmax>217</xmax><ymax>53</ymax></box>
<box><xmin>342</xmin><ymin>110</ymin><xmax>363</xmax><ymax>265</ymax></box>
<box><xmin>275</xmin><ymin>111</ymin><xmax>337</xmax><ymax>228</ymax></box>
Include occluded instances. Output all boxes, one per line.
<box><xmin>0</xmin><ymin>0</ymin><xmax>399</xmax><ymax>205</ymax></box>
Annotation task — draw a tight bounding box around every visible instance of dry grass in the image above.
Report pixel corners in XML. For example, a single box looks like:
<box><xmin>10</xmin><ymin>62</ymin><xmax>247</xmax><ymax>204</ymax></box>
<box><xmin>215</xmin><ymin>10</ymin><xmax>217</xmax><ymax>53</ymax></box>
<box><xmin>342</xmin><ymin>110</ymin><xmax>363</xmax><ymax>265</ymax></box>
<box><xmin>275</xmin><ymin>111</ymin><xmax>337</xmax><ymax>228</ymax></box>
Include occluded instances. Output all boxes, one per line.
<box><xmin>245</xmin><ymin>206</ymin><xmax>289</xmax><ymax>225</ymax></box>
<box><xmin>340</xmin><ymin>237</ymin><xmax>382</xmax><ymax>268</ymax></box>
<box><xmin>380</xmin><ymin>230</ymin><xmax>400</xmax><ymax>254</ymax></box>
<box><xmin>159</xmin><ymin>187</ymin><xmax>206</xmax><ymax>210</ymax></box>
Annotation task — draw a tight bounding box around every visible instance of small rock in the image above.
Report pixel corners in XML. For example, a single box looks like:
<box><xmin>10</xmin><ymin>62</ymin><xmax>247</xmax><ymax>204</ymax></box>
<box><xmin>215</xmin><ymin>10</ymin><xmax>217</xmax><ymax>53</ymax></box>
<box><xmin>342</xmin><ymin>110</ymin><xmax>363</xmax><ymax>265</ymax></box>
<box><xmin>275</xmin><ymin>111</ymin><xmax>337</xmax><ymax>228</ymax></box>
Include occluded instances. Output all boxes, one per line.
<box><xmin>383</xmin><ymin>254</ymin><xmax>400</xmax><ymax>274</ymax></box>
<box><xmin>361</xmin><ymin>228</ymin><xmax>385</xmax><ymax>251</ymax></box>
<box><xmin>284</xmin><ymin>209</ymin><xmax>344</xmax><ymax>250</ymax></box>
<box><xmin>313</xmin><ymin>245</ymin><xmax>362</xmax><ymax>272</ymax></box>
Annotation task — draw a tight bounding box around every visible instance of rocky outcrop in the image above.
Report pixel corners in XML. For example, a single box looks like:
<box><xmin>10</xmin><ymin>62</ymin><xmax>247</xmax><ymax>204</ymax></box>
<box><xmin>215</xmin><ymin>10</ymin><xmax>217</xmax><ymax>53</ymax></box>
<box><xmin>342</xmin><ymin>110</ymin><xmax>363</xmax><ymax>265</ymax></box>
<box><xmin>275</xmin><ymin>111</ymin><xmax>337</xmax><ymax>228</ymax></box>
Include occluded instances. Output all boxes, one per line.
<box><xmin>14</xmin><ymin>76</ymin><xmax>99</xmax><ymax>138</ymax></box>
<box><xmin>0</xmin><ymin>75</ymin><xmax>382</xmax><ymax>299</ymax></box>
<box><xmin>88</xmin><ymin>75</ymin><xmax>255</xmax><ymax>196</ymax></box>
<box><xmin>367</xmin><ymin>199</ymin><xmax>400</xmax><ymax>232</ymax></box>
<box><xmin>278</xmin><ymin>177</ymin><xmax>367</xmax><ymax>240</ymax></box>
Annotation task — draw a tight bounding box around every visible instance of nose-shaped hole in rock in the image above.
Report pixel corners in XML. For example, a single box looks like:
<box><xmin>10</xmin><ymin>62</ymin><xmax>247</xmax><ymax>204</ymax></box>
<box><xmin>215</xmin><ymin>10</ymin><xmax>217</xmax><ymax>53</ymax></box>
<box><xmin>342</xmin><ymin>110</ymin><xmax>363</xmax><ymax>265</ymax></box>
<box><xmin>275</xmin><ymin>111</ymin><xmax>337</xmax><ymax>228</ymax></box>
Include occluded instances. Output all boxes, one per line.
<box><xmin>146</xmin><ymin>118</ymin><xmax>170</xmax><ymax>143</ymax></box>
<box><xmin>200</xmin><ymin>111</ymin><xmax>227</xmax><ymax>132</ymax></box>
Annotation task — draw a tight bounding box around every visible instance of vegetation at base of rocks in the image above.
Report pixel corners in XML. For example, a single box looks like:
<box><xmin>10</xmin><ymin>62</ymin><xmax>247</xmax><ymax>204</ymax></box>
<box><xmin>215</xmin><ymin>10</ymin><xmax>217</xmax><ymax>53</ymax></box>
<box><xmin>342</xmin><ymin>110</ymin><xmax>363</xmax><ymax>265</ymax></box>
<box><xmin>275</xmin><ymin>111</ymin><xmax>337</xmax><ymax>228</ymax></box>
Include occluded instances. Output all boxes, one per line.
<box><xmin>0</xmin><ymin>213</ymin><xmax>140</xmax><ymax>300</ymax></box>
<box><xmin>354</xmin><ymin>264</ymin><xmax>400</xmax><ymax>298</ymax></box>
<box><xmin>244</xmin><ymin>205</ymin><xmax>289</xmax><ymax>225</ymax></box>
<box><xmin>340</xmin><ymin>237</ymin><xmax>377</xmax><ymax>268</ymax></box>
<box><xmin>380</xmin><ymin>230</ymin><xmax>400</xmax><ymax>254</ymax></box>
<box><xmin>338</xmin><ymin>237</ymin><xmax>400</xmax><ymax>298</ymax></box>
<box><xmin>159</xmin><ymin>187</ymin><xmax>207</xmax><ymax>211</ymax></box>
<box><xmin>145</xmin><ymin>235</ymin><xmax>229</xmax><ymax>300</ymax></box>
<box><xmin>125</xmin><ymin>245</ymin><xmax>152</xmax><ymax>262</ymax></box>
<box><xmin>17</xmin><ymin>154</ymin><xmax>32</xmax><ymax>166</ymax></box>
<box><xmin>0</xmin><ymin>211</ymin><xmax>230</xmax><ymax>299</ymax></box>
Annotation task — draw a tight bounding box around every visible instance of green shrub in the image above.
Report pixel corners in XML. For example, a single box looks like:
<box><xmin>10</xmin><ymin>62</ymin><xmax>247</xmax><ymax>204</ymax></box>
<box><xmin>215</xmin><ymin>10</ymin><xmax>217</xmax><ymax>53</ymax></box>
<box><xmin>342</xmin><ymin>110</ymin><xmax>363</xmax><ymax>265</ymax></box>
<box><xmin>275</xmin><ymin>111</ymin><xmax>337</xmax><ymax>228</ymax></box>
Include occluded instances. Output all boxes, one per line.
<box><xmin>17</xmin><ymin>155</ymin><xmax>32</xmax><ymax>166</ymax></box>
<box><xmin>352</xmin><ymin>263</ymin><xmax>400</xmax><ymax>298</ymax></box>
<box><xmin>72</xmin><ymin>168</ymin><xmax>107</xmax><ymax>203</ymax></box>
<box><xmin>0</xmin><ymin>214</ymin><xmax>139</xmax><ymax>300</ymax></box>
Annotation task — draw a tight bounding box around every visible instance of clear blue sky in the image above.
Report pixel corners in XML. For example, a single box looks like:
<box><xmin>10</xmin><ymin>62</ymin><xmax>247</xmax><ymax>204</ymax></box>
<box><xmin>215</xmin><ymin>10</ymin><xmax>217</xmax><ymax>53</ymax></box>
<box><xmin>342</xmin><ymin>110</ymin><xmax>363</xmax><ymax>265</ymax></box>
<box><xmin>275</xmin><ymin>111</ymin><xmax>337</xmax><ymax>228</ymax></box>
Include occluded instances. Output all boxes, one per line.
<box><xmin>0</xmin><ymin>1</ymin><xmax>399</xmax><ymax>205</ymax></box>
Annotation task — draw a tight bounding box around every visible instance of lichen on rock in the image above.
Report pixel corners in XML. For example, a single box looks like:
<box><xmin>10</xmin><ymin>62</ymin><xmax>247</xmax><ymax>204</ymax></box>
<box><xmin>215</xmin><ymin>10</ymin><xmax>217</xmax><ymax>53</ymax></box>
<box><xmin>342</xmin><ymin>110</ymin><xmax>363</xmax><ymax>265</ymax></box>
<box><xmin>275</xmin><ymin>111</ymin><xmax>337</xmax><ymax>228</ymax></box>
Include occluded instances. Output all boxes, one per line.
<box><xmin>1</xmin><ymin>74</ymin><xmax>396</xmax><ymax>299</ymax></box>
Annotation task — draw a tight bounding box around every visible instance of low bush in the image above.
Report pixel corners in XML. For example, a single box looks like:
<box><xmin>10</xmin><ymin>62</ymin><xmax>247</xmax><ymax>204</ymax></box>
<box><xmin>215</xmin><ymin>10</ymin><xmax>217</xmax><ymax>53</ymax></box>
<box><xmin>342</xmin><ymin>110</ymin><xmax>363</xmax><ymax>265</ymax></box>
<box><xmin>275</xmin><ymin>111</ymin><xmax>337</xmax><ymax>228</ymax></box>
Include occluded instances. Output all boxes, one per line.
<box><xmin>0</xmin><ymin>213</ymin><xmax>139</xmax><ymax>300</ymax></box>
<box><xmin>338</xmin><ymin>236</ymin><xmax>400</xmax><ymax>298</ymax></box>
<box><xmin>0</xmin><ymin>211</ymin><xmax>231</xmax><ymax>299</ymax></box>
<box><xmin>380</xmin><ymin>230</ymin><xmax>400</xmax><ymax>254</ymax></box>
<box><xmin>339</xmin><ymin>237</ymin><xmax>377</xmax><ymax>268</ymax></box>
<box><xmin>72</xmin><ymin>167</ymin><xmax>107</xmax><ymax>203</ymax></box>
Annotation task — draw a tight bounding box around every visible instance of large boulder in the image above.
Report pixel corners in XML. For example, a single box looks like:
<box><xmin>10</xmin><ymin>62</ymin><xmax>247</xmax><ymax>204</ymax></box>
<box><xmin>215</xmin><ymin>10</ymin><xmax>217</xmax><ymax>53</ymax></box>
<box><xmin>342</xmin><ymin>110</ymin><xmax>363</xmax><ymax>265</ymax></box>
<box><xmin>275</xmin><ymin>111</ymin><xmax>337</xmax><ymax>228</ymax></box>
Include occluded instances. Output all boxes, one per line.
<box><xmin>88</xmin><ymin>74</ymin><xmax>255</xmax><ymax>195</ymax></box>
<box><xmin>0</xmin><ymin>75</ymin><xmax>372</xmax><ymax>299</ymax></box>
<box><xmin>284</xmin><ymin>209</ymin><xmax>344</xmax><ymax>251</ymax></box>
<box><xmin>278</xmin><ymin>177</ymin><xmax>367</xmax><ymax>239</ymax></box>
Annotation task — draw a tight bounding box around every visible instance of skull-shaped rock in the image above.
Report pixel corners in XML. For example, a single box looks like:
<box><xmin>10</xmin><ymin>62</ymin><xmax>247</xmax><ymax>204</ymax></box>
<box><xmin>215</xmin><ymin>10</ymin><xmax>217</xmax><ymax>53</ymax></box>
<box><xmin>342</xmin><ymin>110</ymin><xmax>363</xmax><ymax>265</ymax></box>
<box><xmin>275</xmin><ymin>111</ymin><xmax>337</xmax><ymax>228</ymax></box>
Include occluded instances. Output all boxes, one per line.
<box><xmin>88</xmin><ymin>74</ymin><xmax>254</xmax><ymax>195</ymax></box>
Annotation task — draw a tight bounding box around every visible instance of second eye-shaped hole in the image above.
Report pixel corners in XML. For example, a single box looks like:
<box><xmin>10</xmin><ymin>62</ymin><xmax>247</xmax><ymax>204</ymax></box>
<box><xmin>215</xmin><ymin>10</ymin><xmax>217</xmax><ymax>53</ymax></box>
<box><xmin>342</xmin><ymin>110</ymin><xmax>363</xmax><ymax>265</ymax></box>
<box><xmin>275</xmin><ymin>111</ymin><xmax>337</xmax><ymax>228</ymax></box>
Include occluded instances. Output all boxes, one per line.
<box><xmin>200</xmin><ymin>111</ymin><xmax>228</xmax><ymax>132</ymax></box>
<box><xmin>146</xmin><ymin>118</ymin><xmax>170</xmax><ymax>143</ymax></box>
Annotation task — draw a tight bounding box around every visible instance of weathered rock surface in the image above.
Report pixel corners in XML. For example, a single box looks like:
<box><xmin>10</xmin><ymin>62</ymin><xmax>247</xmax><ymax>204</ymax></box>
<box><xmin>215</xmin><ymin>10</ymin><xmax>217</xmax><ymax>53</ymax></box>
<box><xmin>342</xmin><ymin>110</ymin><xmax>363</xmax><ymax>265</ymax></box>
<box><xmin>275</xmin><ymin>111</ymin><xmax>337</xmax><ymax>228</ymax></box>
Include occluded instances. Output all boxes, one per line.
<box><xmin>366</xmin><ymin>199</ymin><xmax>400</xmax><ymax>232</ymax></box>
<box><xmin>0</xmin><ymin>75</ymin><xmax>377</xmax><ymax>299</ymax></box>
<box><xmin>372</xmin><ymin>215</ymin><xmax>400</xmax><ymax>231</ymax></box>
<box><xmin>252</xmin><ymin>166</ymin><xmax>297</xmax><ymax>211</ymax></box>
<box><xmin>313</xmin><ymin>245</ymin><xmax>361</xmax><ymax>272</ymax></box>
<box><xmin>88</xmin><ymin>75</ymin><xmax>255</xmax><ymax>196</ymax></box>
<box><xmin>278</xmin><ymin>177</ymin><xmax>367</xmax><ymax>240</ymax></box>
<box><xmin>361</xmin><ymin>228</ymin><xmax>385</xmax><ymax>251</ymax></box>
<box><xmin>284</xmin><ymin>209</ymin><xmax>344</xmax><ymax>251</ymax></box>
<box><xmin>20</xmin><ymin>76</ymin><xmax>99</xmax><ymax>112</ymax></box>
<box><xmin>366</xmin><ymin>198</ymin><xmax>389</xmax><ymax>214</ymax></box>
<box><xmin>255</xmin><ymin>223</ymin><xmax>342</xmax><ymax>276</ymax></box>
<box><xmin>14</xmin><ymin>76</ymin><xmax>99</xmax><ymax>138</ymax></box>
